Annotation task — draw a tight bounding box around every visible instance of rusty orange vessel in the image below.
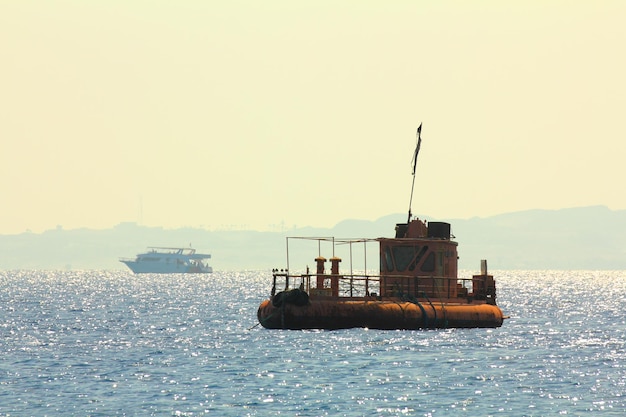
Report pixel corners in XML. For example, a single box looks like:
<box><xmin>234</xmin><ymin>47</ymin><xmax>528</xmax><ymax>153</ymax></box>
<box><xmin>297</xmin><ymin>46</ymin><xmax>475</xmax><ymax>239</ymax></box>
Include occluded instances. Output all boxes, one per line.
<box><xmin>257</xmin><ymin>125</ymin><xmax>504</xmax><ymax>330</ymax></box>
<box><xmin>257</xmin><ymin>219</ymin><xmax>504</xmax><ymax>330</ymax></box>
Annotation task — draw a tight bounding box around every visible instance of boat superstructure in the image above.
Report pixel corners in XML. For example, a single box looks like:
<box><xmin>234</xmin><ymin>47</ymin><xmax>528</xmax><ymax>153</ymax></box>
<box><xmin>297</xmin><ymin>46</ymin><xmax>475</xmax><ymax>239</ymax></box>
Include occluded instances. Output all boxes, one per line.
<box><xmin>120</xmin><ymin>246</ymin><xmax>213</xmax><ymax>274</ymax></box>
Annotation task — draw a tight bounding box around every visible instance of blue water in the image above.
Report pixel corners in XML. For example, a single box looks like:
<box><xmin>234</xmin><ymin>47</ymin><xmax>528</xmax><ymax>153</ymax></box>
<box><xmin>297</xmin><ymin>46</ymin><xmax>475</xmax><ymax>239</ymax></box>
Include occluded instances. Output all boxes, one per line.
<box><xmin>0</xmin><ymin>270</ymin><xmax>624</xmax><ymax>416</ymax></box>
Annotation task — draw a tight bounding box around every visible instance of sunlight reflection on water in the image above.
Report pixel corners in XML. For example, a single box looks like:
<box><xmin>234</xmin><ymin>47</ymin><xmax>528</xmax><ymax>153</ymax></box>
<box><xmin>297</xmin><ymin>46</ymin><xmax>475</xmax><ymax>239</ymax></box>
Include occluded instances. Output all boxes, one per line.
<box><xmin>0</xmin><ymin>270</ymin><xmax>624</xmax><ymax>415</ymax></box>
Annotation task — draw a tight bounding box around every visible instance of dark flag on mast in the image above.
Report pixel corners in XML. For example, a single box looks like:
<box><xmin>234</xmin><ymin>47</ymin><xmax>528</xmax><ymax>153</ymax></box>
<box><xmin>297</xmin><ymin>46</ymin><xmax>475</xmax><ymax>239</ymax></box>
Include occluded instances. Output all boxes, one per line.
<box><xmin>411</xmin><ymin>123</ymin><xmax>422</xmax><ymax>175</ymax></box>
<box><xmin>407</xmin><ymin>123</ymin><xmax>423</xmax><ymax>224</ymax></box>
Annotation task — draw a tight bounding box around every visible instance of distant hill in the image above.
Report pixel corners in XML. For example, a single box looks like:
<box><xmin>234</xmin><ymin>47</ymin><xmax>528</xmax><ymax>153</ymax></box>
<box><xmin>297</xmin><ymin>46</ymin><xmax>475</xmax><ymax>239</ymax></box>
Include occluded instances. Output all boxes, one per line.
<box><xmin>1</xmin><ymin>206</ymin><xmax>625</xmax><ymax>271</ymax></box>
<box><xmin>449</xmin><ymin>206</ymin><xmax>626</xmax><ymax>270</ymax></box>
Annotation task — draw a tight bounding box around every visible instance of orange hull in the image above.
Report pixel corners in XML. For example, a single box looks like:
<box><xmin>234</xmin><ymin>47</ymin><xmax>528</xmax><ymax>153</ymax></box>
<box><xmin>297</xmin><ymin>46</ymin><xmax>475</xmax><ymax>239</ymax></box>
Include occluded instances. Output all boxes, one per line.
<box><xmin>257</xmin><ymin>298</ymin><xmax>504</xmax><ymax>330</ymax></box>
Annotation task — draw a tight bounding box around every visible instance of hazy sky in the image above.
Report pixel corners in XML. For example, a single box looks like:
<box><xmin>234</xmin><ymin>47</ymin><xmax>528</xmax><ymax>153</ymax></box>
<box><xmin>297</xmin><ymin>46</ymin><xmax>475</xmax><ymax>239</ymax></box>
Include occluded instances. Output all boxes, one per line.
<box><xmin>1</xmin><ymin>1</ymin><xmax>625</xmax><ymax>234</ymax></box>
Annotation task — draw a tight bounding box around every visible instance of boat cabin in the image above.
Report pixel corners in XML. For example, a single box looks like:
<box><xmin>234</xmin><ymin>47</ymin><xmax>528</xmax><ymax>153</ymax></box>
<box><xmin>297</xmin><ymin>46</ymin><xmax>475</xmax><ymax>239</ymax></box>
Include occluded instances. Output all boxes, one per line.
<box><xmin>379</xmin><ymin>218</ymin><xmax>458</xmax><ymax>299</ymax></box>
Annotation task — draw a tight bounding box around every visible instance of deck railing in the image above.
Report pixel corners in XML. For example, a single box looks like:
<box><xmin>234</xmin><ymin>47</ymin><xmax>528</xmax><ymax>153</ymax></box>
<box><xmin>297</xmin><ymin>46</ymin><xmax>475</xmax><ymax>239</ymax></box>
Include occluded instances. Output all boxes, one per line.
<box><xmin>270</xmin><ymin>270</ymin><xmax>484</xmax><ymax>300</ymax></box>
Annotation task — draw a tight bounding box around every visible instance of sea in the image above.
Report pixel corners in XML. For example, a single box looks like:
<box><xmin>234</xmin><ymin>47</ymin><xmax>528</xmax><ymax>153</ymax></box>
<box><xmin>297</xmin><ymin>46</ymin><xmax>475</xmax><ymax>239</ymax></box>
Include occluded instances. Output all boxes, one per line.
<box><xmin>0</xmin><ymin>270</ymin><xmax>624</xmax><ymax>416</ymax></box>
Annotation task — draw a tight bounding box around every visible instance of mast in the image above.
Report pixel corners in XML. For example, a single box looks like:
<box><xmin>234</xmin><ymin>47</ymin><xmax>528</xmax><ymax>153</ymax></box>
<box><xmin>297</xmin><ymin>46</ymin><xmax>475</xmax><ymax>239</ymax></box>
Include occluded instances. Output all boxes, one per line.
<box><xmin>407</xmin><ymin>123</ymin><xmax>422</xmax><ymax>224</ymax></box>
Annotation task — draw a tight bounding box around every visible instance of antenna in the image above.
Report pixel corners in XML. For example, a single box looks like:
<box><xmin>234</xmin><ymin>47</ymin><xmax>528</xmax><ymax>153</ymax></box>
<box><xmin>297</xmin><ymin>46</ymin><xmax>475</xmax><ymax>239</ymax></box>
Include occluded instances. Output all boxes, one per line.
<box><xmin>138</xmin><ymin>193</ymin><xmax>143</xmax><ymax>225</ymax></box>
<box><xmin>407</xmin><ymin>123</ymin><xmax>422</xmax><ymax>224</ymax></box>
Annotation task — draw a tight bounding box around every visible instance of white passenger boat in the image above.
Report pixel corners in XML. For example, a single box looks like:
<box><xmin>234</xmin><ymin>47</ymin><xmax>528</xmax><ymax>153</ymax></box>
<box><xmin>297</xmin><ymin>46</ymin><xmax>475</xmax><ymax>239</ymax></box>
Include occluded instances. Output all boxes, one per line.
<box><xmin>120</xmin><ymin>247</ymin><xmax>213</xmax><ymax>273</ymax></box>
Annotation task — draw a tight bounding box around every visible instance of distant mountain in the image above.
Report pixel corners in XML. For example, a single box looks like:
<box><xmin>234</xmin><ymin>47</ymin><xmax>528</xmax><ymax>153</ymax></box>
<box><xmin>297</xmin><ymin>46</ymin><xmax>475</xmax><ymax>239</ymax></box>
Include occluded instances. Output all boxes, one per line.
<box><xmin>1</xmin><ymin>206</ymin><xmax>624</xmax><ymax>271</ymax></box>
<box><xmin>449</xmin><ymin>205</ymin><xmax>626</xmax><ymax>270</ymax></box>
